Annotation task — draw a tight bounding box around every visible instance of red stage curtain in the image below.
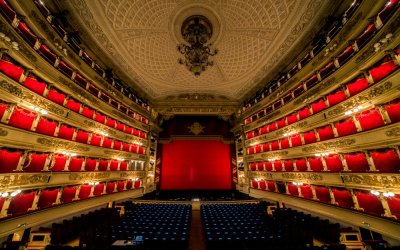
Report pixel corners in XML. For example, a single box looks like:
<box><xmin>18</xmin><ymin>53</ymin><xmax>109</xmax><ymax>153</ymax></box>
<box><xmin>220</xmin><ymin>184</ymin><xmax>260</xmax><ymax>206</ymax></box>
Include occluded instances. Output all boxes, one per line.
<box><xmin>85</xmin><ymin>158</ymin><xmax>97</xmax><ymax>171</ymax></box>
<box><xmin>95</xmin><ymin>113</ymin><xmax>106</xmax><ymax>124</ymax></box>
<box><xmin>316</xmin><ymin>186</ymin><xmax>331</xmax><ymax>203</ymax></box>
<box><xmin>347</xmin><ymin>78</ymin><xmax>369</xmax><ymax>96</ymax></box>
<box><xmin>290</xmin><ymin>134</ymin><xmax>302</xmax><ymax>147</ymax></box>
<box><xmin>58</xmin><ymin>125</ymin><xmax>75</xmax><ymax>140</ymax></box>
<box><xmin>259</xmin><ymin>180</ymin><xmax>266</xmax><ymax>190</ymax></box>
<box><xmin>356</xmin><ymin>108</ymin><xmax>385</xmax><ymax>131</ymax></box>
<box><xmin>0</xmin><ymin>149</ymin><xmax>21</xmax><ymax>172</ymax></box>
<box><xmin>98</xmin><ymin>159</ymin><xmax>109</xmax><ymax>171</ymax></box>
<box><xmin>295</xmin><ymin>158</ymin><xmax>307</xmax><ymax>171</ymax></box>
<box><xmin>267</xmin><ymin>181</ymin><xmax>276</xmax><ymax>191</ymax></box>
<box><xmin>110</xmin><ymin>160</ymin><xmax>119</xmax><ymax>171</ymax></box>
<box><xmin>274</xmin><ymin>160</ymin><xmax>283</xmax><ymax>172</ymax></box>
<box><xmin>125</xmin><ymin>126</ymin><xmax>133</xmax><ymax>134</ymax></box>
<box><xmin>317</xmin><ymin>125</ymin><xmax>334</xmax><ymax>141</ymax></box>
<box><xmin>79</xmin><ymin>185</ymin><xmax>91</xmax><ymax>199</ymax></box>
<box><xmin>93</xmin><ymin>183</ymin><xmax>105</xmax><ymax>196</ymax></box>
<box><xmin>0</xmin><ymin>60</ymin><xmax>23</xmax><ymax>81</ymax></box>
<box><xmin>260</xmin><ymin>126</ymin><xmax>267</xmax><ymax>134</ymax></box>
<box><xmin>324</xmin><ymin>154</ymin><xmax>343</xmax><ymax>172</ymax></box>
<box><xmin>36</xmin><ymin>117</ymin><xmax>57</xmax><ymax>136</ymax></box>
<box><xmin>283</xmin><ymin>159</ymin><xmax>294</xmax><ymax>171</ymax></box>
<box><xmin>277</xmin><ymin>118</ymin><xmax>286</xmax><ymax>129</ymax></box>
<box><xmin>47</xmin><ymin>89</ymin><xmax>66</xmax><ymax>105</ymax></box>
<box><xmin>311</xmin><ymin>99</ymin><xmax>327</xmax><ymax>114</ymax></box>
<box><xmin>161</xmin><ymin>140</ymin><xmax>232</xmax><ymax>190</ymax></box>
<box><xmin>388</xmin><ymin>195</ymin><xmax>400</xmax><ymax>220</ymax></box>
<box><xmin>268</xmin><ymin>123</ymin><xmax>277</xmax><ymax>132</ymax></box>
<box><xmin>82</xmin><ymin>107</ymin><xmax>95</xmax><ymax>119</ymax></box>
<box><xmin>333</xmin><ymin>189</ymin><xmax>354</xmax><ymax>208</ymax></box>
<box><xmin>370</xmin><ymin>149</ymin><xmax>400</xmax><ymax>173</ymax></box>
<box><xmin>287</xmin><ymin>113</ymin><xmax>298</xmax><ymax>125</ymax></box>
<box><xmin>265</xmin><ymin>161</ymin><xmax>273</xmax><ymax>171</ymax></box>
<box><xmin>309</xmin><ymin>157</ymin><xmax>324</xmax><ymax>171</ymax></box>
<box><xmin>116</xmin><ymin>123</ymin><xmax>125</xmax><ymax>132</ymax></box>
<box><xmin>106</xmin><ymin>118</ymin><xmax>116</xmax><ymax>128</ymax></box>
<box><xmin>117</xmin><ymin>181</ymin><xmax>125</xmax><ymax>192</ymax></box>
<box><xmin>113</xmin><ymin>140</ymin><xmax>122</xmax><ymax>150</ymax></box>
<box><xmin>51</xmin><ymin>154</ymin><xmax>67</xmax><ymax>171</ymax></box>
<box><xmin>344</xmin><ymin>152</ymin><xmax>369</xmax><ymax>172</ymax></box>
<box><xmin>335</xmin><ymin>118</ymin><xmax>357</xmax><ymax>137</ymax></box>
<box><xmin>66</xmin><ymin>99</ymin><xmax>82</xmax><ymax>113</ymax></box>
<box><xmin>327</xmin><ymin>90</ymin><xmax>346</xmax><ymax>106</ymax></box>
<box><xmin>301</xmin><ymin>185</ymin><xmax>313</xmax><ymax>199</ymax></box>
<box><xmin>288</xmin><ymin>184</ymin><xmax>299</xmax><ymax>196</ymax></box>
<box><xmin>280</xmin><ymin>138</ymin><xmax>289</xmax><ymax>149</ymax></box>
<box><xmin>134</xmin><ymin>179</ymin><xmax>141</xmax><ymax>188</ymax></box>
<box><xmin>106</xmin><ymin>182</ymin><xmax>115</xmax><ymax>194</ymax></box>
<box><xmin>356</xmin><ymin>191</ymin><xmax>384</xmax><ymax>216</ymax></box>
<box><xmin>38</xmin><ymin>189</ymin><xmax>58</xmax><ymax>209</ymax></box>
<box><xmin>369</xmin><ymin>60</ymin><xmax>398</xmax><ymax>83</ymax></box>
<box><xmin>23</xmin><ymin>152</ymin><xmax>48</xmax><ymax>172</ymax></box>
<box><xmin>385</xmin><ymin>99</ymin><xmax>400</xmax><ymax>123</ymax></box>
<box><xmin>256</xmin><ymin>162</ymin><xmax>264</xmax><ymax>171</ymax></box>
<box><xmin>298</xmin><ymin>107</ymin><xmax>311</xmax><ymax>119</ymax></box>
<box><xmin>76</xmin><ymin>130</ymin><xmax>89</xmax><ymax>144</ymax></box>
<box><xmin>8</xmin><ymin>192</ymin><xmax>35</xmax><ymax>215</ymax></box>
<box><xmin>24</xmin><ymin>77</ymin><xmax>47</xmax><ymax>96</ymax></box>
<box><xmin>68</xmin><ymin>157</ymin><xmax>83</xmax><ymax>171</ymax></box>
<box><xmin>120</xmin><ymin>161</ymin><xmax>128</xmax><ymax>171</ymax></box>
<box><xmin>303</xmin><ymin>130</ymin><xmax>317</xmax><ymax>144</ymax></box>
<box><xmin>262</xmin><ymin>143</ymin><xmax>270</xmax><ymax>152</ymax></box>
<box><xmin>61</xmin><ymin>187</ymin><xmax>76</xmax><ymax>203</ymax></box>
<box><xmin>90</xmin><ymin>134</ymin><xmax>102</xmax><ymax>147</ymax></box>
<box><xmin>102</xmin><ymin>138</ymin><xmax>113</xmax><ymax>148</ymax></box>
<box><xmin>271</xmin><ymin>141</ymin><xmax>279</xmax><ymax>151</ymax></box>
<box><xmin>8</xmin><ymin>107</ymin><xmax>36</xmax><ymax>130</ymax></box>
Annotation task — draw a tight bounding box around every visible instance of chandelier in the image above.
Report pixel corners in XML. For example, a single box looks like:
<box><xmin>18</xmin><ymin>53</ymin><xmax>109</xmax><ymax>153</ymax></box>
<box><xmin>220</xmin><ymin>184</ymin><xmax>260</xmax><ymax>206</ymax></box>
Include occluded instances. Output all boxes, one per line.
<box><xmin>177</xmin><ymin>15</ymin><xmax>218</xmax><ymax>77</ymax></box>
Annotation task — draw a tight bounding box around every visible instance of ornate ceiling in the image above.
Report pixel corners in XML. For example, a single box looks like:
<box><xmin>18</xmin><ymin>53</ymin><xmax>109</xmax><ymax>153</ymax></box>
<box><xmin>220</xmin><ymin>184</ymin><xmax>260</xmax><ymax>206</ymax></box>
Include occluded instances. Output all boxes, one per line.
<box><xmin>62</xmin><ymin>0</ymin><xmax>336</xmax><ymax>103</ymax></box>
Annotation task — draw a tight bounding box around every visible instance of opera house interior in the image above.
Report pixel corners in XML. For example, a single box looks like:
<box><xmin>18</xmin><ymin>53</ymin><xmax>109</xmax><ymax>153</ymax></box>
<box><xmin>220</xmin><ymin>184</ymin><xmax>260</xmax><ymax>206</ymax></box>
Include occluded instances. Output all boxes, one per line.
<box><xmin>1</xmin><ymin>0</ymin><xmax>400</xmax><ymax>249</ymax></box>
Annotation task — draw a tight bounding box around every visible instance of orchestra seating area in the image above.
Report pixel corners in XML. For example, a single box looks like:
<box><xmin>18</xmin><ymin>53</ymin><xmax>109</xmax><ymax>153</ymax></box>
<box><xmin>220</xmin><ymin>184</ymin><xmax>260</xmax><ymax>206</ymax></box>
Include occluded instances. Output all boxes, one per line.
<box><xmin>140</xmin><ymin>190</ymin><xmax>252</xmax><ymax>201</ymax></box>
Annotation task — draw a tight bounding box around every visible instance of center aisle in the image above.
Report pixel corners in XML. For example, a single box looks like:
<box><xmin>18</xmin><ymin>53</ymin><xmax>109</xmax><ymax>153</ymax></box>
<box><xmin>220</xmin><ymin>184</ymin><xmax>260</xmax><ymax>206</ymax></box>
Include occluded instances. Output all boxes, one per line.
<box><xmin>189</xmin><ymin>210</ymin><xmax>206</xmax><ymax>250</ymax></box>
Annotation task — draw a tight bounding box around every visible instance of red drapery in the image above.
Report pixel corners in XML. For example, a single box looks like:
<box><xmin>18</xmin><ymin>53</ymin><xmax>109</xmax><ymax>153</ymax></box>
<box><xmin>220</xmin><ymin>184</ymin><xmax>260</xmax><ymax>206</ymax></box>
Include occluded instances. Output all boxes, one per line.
<box><xmin>47</xmin><ymin>89</ymin><xmax>66</xmax><ymax>106</ymax></box>
<box><xmin>90</xmin><ymin>134</ymin><xmax>102</xmax><ymax>147</ymax></box>
<box><xmin>38</xmin><ymin>189</ymin><xmax>58</xmax><ymax>209</ymax></box>
<box><xmin>50</xmin><ymin>154</ymin><xmax>67</xmax><ymax>171</ymax></box>
<box><xmin>276</xmin><ymin>118</ymin><xmax>286</xmax><ymax>129</ymax></box>
<box><xmin>79</xmin><ymin>185</ymin><xmax>91</xmax><ymax>199</ymax></box>
<box><xmin>333</xmin><ymin>189</ymin><xmax>354</xmax><ymax>208</ymax></box>
<box><xmin>36</xmin><ymin>117</ymin><xmax>57</xmax><ymax>136</ymax></box>
<box><xmin>356</xmin><ymin>191</ymin><xmax>384</xmax><ymax>216</ymax></box>
<box><xmin>344</xmin><ymin>153</ymin><xmax>369</xmax><ymax>172</ymax></box>
<box><xmin>106</xmin><ymin>182</ymin><xmax>116</xmax><ymax>194</ymax></box>
<box><xmin>271</xmin><ymin>141</ymin><xmax>279</xmax><ymax>151</ymax></box>
<box><xmin>94</xmin><ymin>184</ymin><xmax>105</xmax><ymax>196</ymax></box>
<box><xmin>95</xmin><ymin>113</ymin><xmax>106</xmax><ymax>124</ymax></box>
<box><xmin>0</xmin><ymin>60</ymin><xmax>23</xmax><ymax>81</ymax></box>
<box><xmin>356</xmin><ymin>109</ymin><xmax>385</xmax><ymax>131</ymax></box>
<box><xmin>298</xmin><ymin>107</ymin><xmax>311</xmax><ymax>120</ymax></box>
<box><xmin>58</xmin><ymin>125</ymin><xmax>75</xmax><ymax>140</ymax></box>
<box><xmin>327</xmin><ymin>90</ymin><xmax>346</xmax><ymax>106</ymax></box>
<box><xmin>68</xmin><ymin>157</ymin><xmax>83</xmax><ymax>171</ymax></box>
<box><xmin>283</xmin><ymin>159</ymin><xmax>294</xmax><ymax>171</ymax></box>
<box><xmin>385</xmin><ymin>100</ymin><xmax>400</xmax><ymax>123</ymax></box>
<box><xmin>324</xmin><ymin>154</ymin><xmax>343</xmax><ymax>172</ymax></box>
<box><xmin>76</xmin><ymin>130</ymin><xmax>89</xmax><ymax>144</ymax></box>
<box><xmin>161</xmin><ymin>140</ymin><xmax>232</xmax><ymax>190</ymax></box>
<box><xmin>267</xmin><ymin>181</ymin><xmax>276</xmax><ymax>192</ymax></box>
<box><xmin>265</xmin><ymin>161</ymin><xmax>273</xmax><ymax>171</ymax></box>
<box><xmin>290</xmin><ymin>134</ymin><xmax>302</xmax><ymax>147</ymax></box>
<box><xmin>66</xmin><ymin>99</ymin><xmax>82</xmax><ymax>113</ymax></box>
<box><xmin>309</xmin><ymin>157</ymin><xmax>324</xmax><ymax>171</ymax></box>
<box><xmin>347</xmin><ymin>77</ymin><xmax>369</xmax><ymax>96</ymax></box>
<box><xmin>23</xmin><ymin>152</ymin><xmax>48</xmax><ymax>172</ymax></box>
<box><xmin>369</xmin><ymin>60</ymin><xmax>398</xmax><ymax>83</ymax></box>
<box><xmin>303</xmin><ymin>130</ymin><xmax>317</xmax><ymax>144</ymax></box>
<box><xmin>335</xmin><ymin>118</ymin><xmax>357</xmax><ymax>137</ymax></box>
<box><xmin>98</xmin><ymin>159</ymin><xmax>109</xmax><ymax>171</ymax></box>
<box><xmin>370</xmin><ymin>149</ymin><xmax>400</xmax><ymax>173</ymax></box>
<box><xmin>120</xmin><ymin>161</ymin><xmax>128</xmax><ymax>171</ymax></box>
<box><xmin>24</xmin><ymin>77</ymin><xmax>47</xmax><ymax>95</ymax></box>
<box><xmin>311</xmin><ymin>99</ymin><xmax>327</xmax><ymax>114</ymax></box>
<box><xmin>288</xmin><ymin>184</ymin><xmax>299</xmax><ymax>196</ymax></box>
<box><xmin>8</xmin><ymin>107</ymin><xmax>36</xmax><ymax>130</ymax></box>
<box><xmin>274</xmin><ymin>160</ymin><xmax>283</xmax><ymax>172</ymax></box>
<box><xmin>317</xmin><ymin>125</ymin><xmax>335</xmax><ymax>141</ymax></box>
<box><xmin>110</xmin><ymin>160</ymin><xmax>119</xmax><ymax>171</ymax></box>
<box><xmin>280</xmin><ymin>138</ymin><xmax>289</xmax><ymax>149</ymax></box>
<box><xmin>388</xmin><ymin>195</ymin><xmax>400</xmax><ymax>220</ymax></box>
<box><xmin>85</xmin><ymin>158</ymin><xmax>97</xmax><ymax>171</ymax></box>
<box><xmin>301</xmin><ymin>185</ymin><xmax>313</xmax><ymax>199</ymax></box>
<box><xmin>61</xmin><ymin>187</ymin><xmax>76</xmax><ymax>203</ymax></box>
<box><xmin>117</xmin><ymin>181</ymin><xmax>125</xmax><ymax>192</ymax></box>
<box><xmin>316</xmin><ymin>186</ymin><xmax>331</xmax><ymax>203</ymax></box>
<box><xmin>0</xmin><ymin>149</ymin><xmax>21</xmax><ymax>172</ymax></box>
<box><xmin>82</xmin><ymin>107</ymin><xmax>95</xmax><ymax>119</ymax></box>
<box><xmin>8</xmin><ymin>191</ymin><xmax>36</xmax><ymax>215</ymax></box>
<box><xmin>268</xmin><ymin>123</ymin><xmax>277</xmax><ymax>132</ymax></box>
<box><xmin>295</xmin><ymin>158</ymin><xmax>307</xmax><ymax>172</ymax></box>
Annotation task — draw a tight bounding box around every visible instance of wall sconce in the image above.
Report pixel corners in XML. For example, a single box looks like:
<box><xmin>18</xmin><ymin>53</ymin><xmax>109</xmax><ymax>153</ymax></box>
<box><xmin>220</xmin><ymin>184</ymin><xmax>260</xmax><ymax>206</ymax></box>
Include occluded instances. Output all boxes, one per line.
<box><xmin>61</xmin><ymin>151</ymin><xmax>77</xmax><ymax>157</ymax></box>
<box><xmin>292</xmin><ymin>182</ymin><xmax>303</xmax><ymax>186</ymax></box>
<box><xmin>0</xmin><ymin>32</ymin><xmax>19</xmax><ymax>50</ymax></box>
<box><xmin>87</xmin><ymin>181</ymin><xmax>99</xmax><ymax>186</ymax></box>
<box><xmin>0</xmin><ymin>189</ymin><xmax>21</xmax><ymax>198</ymax></box>
<box><xmin>371</xmin><ymin>190</ymin><xmax>395</xmax><ymax>197</ymax></box>
<box><xmin>99</xmin><ymin>131</ymin><xmax>108</xmax><ymax>137</ymax></box>
<box><xmin>315</xmin><ymin>153</ymin><xmax>330</xmax><ymax>157</ymax></box>
<box><xmin>374</xmin><ymin>33</ymin><xmax>393</xmax><ymax>52</ymax></box>
<box><xmin>28</xmin><ymin>105</ymin><xmax>48</xmax><ymax>115</ymax></box>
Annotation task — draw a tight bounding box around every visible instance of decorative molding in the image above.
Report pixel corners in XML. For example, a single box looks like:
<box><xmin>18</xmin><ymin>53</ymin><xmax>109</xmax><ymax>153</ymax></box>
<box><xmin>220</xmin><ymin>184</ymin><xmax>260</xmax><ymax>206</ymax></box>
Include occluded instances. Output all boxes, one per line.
<box><xmin>187</xmin><ymin>122</ymin><xmax>205</xmax><ymax>135</ymax></box>
<box><xmin>301</xmin><ymin>138</ymin><xmax>356</xmax><ymax>153</ymax></box>
<box><xmin>327</xmin><ymin>81</ymin><xmax>392</xmax><ymax>117</ymax></box>
<box><xmin>0</xmin><ymin>128</ymin><xmax>8</xmax><ymax>136</ymax></box>
<box><xmin>69</xmin><ymin>172</ymin><xmax>111</xmax><ymax>181</ymax></box>
<box><xmin>0</xmin><ymin>174</ymin><xmax>50</xmax><ymax>188</ymax></box>
<box><xmin>36</xmin><ymin>137</ymin><xmax>90</xmax><ymax>151</ymax></box>
<box><xmin>281</xmin><ymin>172</ymin><xmax>323</xmax><ymax>181</ymax></box>
<box><xmin>120</xmin><ymin>171</ymin><xmax>147</xmax><ymax>179</ymax></box>
<box><xmin>260</xmin><ymin>151</ymin><xmax>289</xmax><ymax>159</ymax></box>
<box><xmin>294</xmin><ymin>78</ymin><xmax>336</xmax><ymax>105</ymax></box>
<box><xmin>342</xmin><ymin>174</ymin><xmax>400</xmax><ymax>189</ymax></box>
<box><xmin>385</xmin><ymin>127</ymin><xmax>400</xmax><ymax>137</ymax></box>
<box><xmin>58</xmin><ymin>77</ymin><xmax>100</xmax><ymax>105</ymax></box>
<box><xmin>83</xmin><ymin>120</ymin><xmax>116</xmax><ymax>135</ymax></box>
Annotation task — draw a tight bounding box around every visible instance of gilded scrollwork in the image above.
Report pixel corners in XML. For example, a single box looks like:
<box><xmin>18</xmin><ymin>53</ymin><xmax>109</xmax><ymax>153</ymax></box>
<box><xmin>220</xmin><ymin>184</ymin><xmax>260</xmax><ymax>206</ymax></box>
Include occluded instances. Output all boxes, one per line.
<box><xmin>281</xmin><ymin>172</ymin><xmax>323</xmax><ymax>181</ymax></box>
<box><xmin>120</xmin><ymin>171</ymin><xmax>146</xmax><ymax>178</ymax></box>
<box><xmin>385</xmin><ymin>127</ymin><xmax>400</xmax><ymax>137</ymax></box>
<box><xmin>37</xmin><ymin>137</ymin><xmax>90</xmax><ymax>151</ymax></box>
<box><xmin>58</xmin><ymin>77</ymin><xmax>100</xmax><ymax>105</ymax></box>
<box><xmin>0</xmin><ymin>128</ymin><xmax>8</xmax><ymax>136</ymax></box>
<box><xmin>302</xmin><ymin>138</ymin><xmax>356</xmax><ymax>153</ymax></box>
<box><xmin>294</xmin><ymin>78</ymin><xmax>336</xmax><ymax>105</ymax></box>
<box><xmin>341</xmin><ymin>174</ymin><xmax>400</xmax><ymax>189</ymax></box>
<box><xmin>69</xmin><ymin>172</ymin><xmax>111</xmax><ymax>181</ymax></box>
<box><xmin>0</xmin><ymin>174</ymin><xmax>50</xmax><ymax>188</ymax></box>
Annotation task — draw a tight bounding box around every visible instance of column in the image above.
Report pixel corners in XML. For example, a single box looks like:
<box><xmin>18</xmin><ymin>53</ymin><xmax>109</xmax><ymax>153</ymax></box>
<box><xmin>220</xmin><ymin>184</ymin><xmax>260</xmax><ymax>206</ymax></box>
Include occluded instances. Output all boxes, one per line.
<box><xmin>321</xmin><ymin>156</ymin><xmax>328</xmax><ymax>171</ymax></box>
<box><xmin>14</xmin><ymin>150</ymin><xmax>28</xmax><ymax>171</ymax></box>
<box><xmin>28</xmin><ymin>190</ymin><xmax>41</xmax><ymax>211</ymax></box>
<box><xmin>63</xmin><ymin>155</ymin><xmax>71</xmax><ymax>171</ymax></box>
<box><xmin>53</xmin><ymin>187</ymin><xmax>63</xmax><ymax>205</ymax></box>
<box><xmin>123</xmin><ymin>180</ymin><xmax>128</xmax><ymax>191</ymax></box>
<box><xmin>365</xmin><ymin>151</ymin><xmax>377</xmax><ymax>172</ymax></box>
<box><xmin>339</xmin><ymin>154</ymin><xmax>349</xmax><ymax>171</ymax></box>
<box><xmin>0</xmin><ymin>197</ymin><xmax>11</xmax><ymax>218</ymax></box>
<box><xmin>42</xmin><ymin>153</ymin><xmax>52</xmax><ymax>171</ymax></box>
<box><xmin>310</xmin><ymin>185</ymin><xmax>318</xmax><ymax>200</ymax></box>
<box><xmin>328</xmin><ymin>187</ymin><xmax>337</xmax><ymax>205</ymax></box>
<box><xmin>297</xmin><ymin>185</ymin><xmax>303</xmax><ymax>197</ymax></box>
<box><xmin>101</xmin><ymin>183</ymin><xmax>107</xmax><ymax>195</ymax></box>
<box><xmin>285</xmin><ymin>182</ymin><xmax>290</xmax><ymax>195</ymax></box>
<box><xmin>379</xmin><ymin>195</ymin><xmax>395</xmax><ymax>218</ymax></box>
<box><xmin>350</xmin><ymin>189</ymin><xmax>362</xmax><ymax>211</ymax></box>
<box><xmin>73</xmin><ymin>186</ymin><xmax>81</xmax><ymax>201</ymax></box>
<box><xmin>113</xmin><ymin>183</ymin><xmax>118</xmax><ymax>193</ymax></box>
<box><xmin>89</xmin><ymin>184</ymin><xmax>95</xmax><ymax>197</ymax></box>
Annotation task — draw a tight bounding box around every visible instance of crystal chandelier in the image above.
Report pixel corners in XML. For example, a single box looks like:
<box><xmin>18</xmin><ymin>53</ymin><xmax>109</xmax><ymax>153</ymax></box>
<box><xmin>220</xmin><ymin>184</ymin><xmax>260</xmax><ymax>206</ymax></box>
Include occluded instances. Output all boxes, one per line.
<box><xmin>177</xmin><ymin>15</ymin><xmax>218</xmax><ymax>77</ymax></box>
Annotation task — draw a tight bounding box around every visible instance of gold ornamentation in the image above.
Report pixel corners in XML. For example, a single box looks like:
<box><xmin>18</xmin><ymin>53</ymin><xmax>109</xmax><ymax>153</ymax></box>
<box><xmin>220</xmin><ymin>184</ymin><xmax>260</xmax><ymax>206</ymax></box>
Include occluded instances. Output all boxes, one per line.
<box><xmin>260</xmin><ymin>151</ymin><xmax>289</xmax><ymax>158</ymax></box>
<box><xmin>341</xmin><ymin>174</ymin><xmax>400</xmax><ymax>188</ymax></box>
<box><xmin>0</xmin><ymin>80</ymin><xmax>23</xmax><ymax>97</ymax></box>
<box><xmin>0</xmin><ymin>174</ymin><xmax>50</xmax><ymax>188</ymax></box>
<box><xmin>120</xmin><ymin>171</ymin><xmax>146</xmax><ymax>178</ymax></box>
<box><xmin>281</xmin><ymin>172</ymin><xmax>323</xmax><ymax>181</ymax></box>
<box><xmin>276</xmin><ymin>121</ymin><xmax>308</xmax><ymax>136</ymax></box>
<box><xmin>294</xmin><ymin>78</ymin><xmax>336</xmax><ymax>105</ymax></box>
<box><xmin>83</xmin><ymin>120</ymin><xmax>116</xmax><ymax>135</ymax></box>
<box><xmin>0</xmin><ymin>128</ymin><xmax>8</xmax><ymax>136</ymax></box>
<box><xmin>188</xmin><ymin>122</ymin><xmax>205</xmax><ymax>135</ymax></box>
<box><xmin>37</xmin><ymin>137</ymin><xmax>90</xmax><ymax>151</ymax></box>
<box><xmin>302</xmin><ymin>138</ymin><xmax>356</xmax><ymax>153</ymax></box>
<box><xmin>58</xmin><ymin>77</ymin><xmax>100</xmax><ymax>105</ymax></box>
<box><xmin>69</xmin><ymin>172</ymin><xmax>111</xmax><ymax>181</ymax></box>
<box><xmin>385</xmin><ymin>127</ymin><xmax>400</xmax><ymax>137</ymax></box>
<box><xmin>103</xmin><ymin>150</ymin><xmax>133</xmax><ymax>158</ymax></box>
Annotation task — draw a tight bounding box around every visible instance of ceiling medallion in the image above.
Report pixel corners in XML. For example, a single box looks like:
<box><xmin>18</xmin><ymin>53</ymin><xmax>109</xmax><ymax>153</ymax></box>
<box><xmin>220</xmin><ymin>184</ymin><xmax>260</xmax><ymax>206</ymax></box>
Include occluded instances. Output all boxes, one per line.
<box><xmin>177</xmin><ymin>15</ymin><xmax>218</xmax><ymax>77</ymax></box>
